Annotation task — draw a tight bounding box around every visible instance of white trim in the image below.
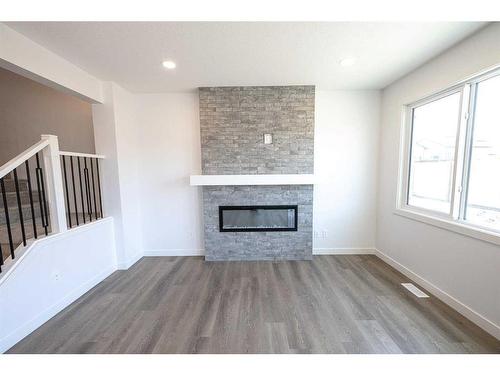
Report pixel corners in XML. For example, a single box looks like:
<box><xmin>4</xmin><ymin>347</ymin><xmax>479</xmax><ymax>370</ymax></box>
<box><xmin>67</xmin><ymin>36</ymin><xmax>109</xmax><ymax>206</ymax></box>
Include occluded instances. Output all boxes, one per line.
<box><xmin>0</xmin><ymin>218</ymin><xmax>113</xmax><ymax>286</ymax></box>
<box><xmin>59</xmin><ymin>151</ymin><xmax>106</xmax><ymax>159</ymax></box>
<box><xmin>143</xmin><ymin>248</ymin><xmax>375</xmax><ymax>257</ymax></box>
<box><xmin>402</xmin><ymin>88</ymin><xmax>464</xmax><ymax>219</ymax></box>
<box><xmin>190</xmin><ymin>174</ymin><xmax>315</xmax><ymax>186</ymax></box>
<box><xmin>450</xmin><ymin>87</ymin><xmax>469</xmax><ymax>219</ymax></box>
<box><xmin>0</xmin><ymin>240</ymin><xmax>35</xmax><ymax>276</ymax></box>
<box><xmin>0</xmin><ymin>264</ymin><xmax>116</xmax><ymax>353</ymax></box>
<box><xmin>374</xmin><ymin>248</ymin><xmax>500</xmax><ymax>340</ymax></box>
<box><xmin>41</xmin><ymin>135</ymin><xmax>68</xmax><ymax>234</ymax></box>
<box><xmin>116</xmin><ymin>252</ymin><xmax>143</xmax><ymax>270</ymax></box>
<box><xmin>144</xmin><ymin>249</ymin><xmax>205</xmax><ymax>257</ymax></box>
<box><xmin>313</xmin><ymin>247</ymin><xmax>375</xmax><ymax>255</ymax></box>
<box><xmin>0</xmin><ymin>139</ymin><xmax>49</xmax><ymax>179</ymax></box>
<box><xmin>395</xmin><ymin>106</ymin><xmax>411</xmax><ymax>210</ymax></box>
<box><xmin>458</xmin><ymin>83</ymin><xmax>478</xmax><ymax>221</ymax></box>
<box><xmin>394</xmin><ymin>208</ymin><xmax>500</xmax><ymax>246</ymax></box>
<box><xmin>401</xmin><ymin>283</ymin><xmax>429</xmax><ymax>298</ymax></box>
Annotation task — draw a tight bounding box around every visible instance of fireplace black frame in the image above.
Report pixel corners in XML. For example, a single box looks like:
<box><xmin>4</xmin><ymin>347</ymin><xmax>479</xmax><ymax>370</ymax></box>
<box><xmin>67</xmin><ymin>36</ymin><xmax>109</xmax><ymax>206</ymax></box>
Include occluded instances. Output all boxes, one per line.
<box><xmin>219</xmin><ymin>205</ymin><xmax>298</xmax><ymax>232</ymax></box>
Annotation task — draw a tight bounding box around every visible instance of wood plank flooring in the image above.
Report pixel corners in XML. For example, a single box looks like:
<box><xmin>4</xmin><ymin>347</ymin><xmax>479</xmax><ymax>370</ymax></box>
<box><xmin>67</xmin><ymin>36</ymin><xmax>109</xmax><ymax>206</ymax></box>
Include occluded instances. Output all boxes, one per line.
<box><xmin>7</xmin><ymin>255</ymin><xmax>500</xmax><ymax>354</ymax></box>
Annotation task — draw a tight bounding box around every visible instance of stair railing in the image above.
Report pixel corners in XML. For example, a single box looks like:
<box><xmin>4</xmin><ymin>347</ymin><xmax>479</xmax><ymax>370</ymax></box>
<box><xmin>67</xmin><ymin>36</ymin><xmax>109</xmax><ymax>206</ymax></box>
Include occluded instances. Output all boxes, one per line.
<box><xmin>0</xmin><ymin>135</ymin><xmax>105</xmax><ymax>273</ymax></box>
<box><xmin>59</xmin><ymin>151</ymin><xmax>105</xmax><ymax>229</ymax></box>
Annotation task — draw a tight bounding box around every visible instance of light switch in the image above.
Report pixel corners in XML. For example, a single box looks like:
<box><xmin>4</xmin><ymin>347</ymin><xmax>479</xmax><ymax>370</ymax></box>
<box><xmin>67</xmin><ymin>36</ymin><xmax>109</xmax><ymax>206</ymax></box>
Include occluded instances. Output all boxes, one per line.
<box><xmin>263</xmin><ymin>133</ymin><xmax>273</xmax><ymax>144</ymax></box>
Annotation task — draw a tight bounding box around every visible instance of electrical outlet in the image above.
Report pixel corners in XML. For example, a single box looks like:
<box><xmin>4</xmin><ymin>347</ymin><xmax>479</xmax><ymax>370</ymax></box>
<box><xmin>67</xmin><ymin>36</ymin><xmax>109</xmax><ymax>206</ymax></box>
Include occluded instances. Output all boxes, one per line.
<box><xmin>321</xmin><ymin>230</ymin><xmax>328</xmax><ymax>239</ymax></box>
<box><xmin>53</xmin><ymin>272</ymin><xmax>61</xmax><ymax>281</ymax></box>
<box><xmin>313</xmin><ymin>230</ymin><xmax>320</xmax><ymax>238</ymax></box>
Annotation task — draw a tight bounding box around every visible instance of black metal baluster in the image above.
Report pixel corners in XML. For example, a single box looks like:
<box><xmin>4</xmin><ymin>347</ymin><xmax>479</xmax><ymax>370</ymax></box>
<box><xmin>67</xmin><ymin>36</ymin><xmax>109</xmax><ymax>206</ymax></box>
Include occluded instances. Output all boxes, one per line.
<box><xmin>35</xmin><ymin>155</ymin><xmax>46</xmax><ymax>234</ymax></box>
<box><xmin>84</xmin><ymin>158</ymin><xmax>92</xmax><ymax>221</ymax></box>
<box><xmin>62</xmin><ymin>156</ymin><xmax>72</xmax><ymax>228</ymax></box>
<box><xmin>36</xmin><ymin>153</ymin><xmax>49</xmax><ymax>235</ymax></box>
<box><xmin>90</xmin><ymin>158</ymin><xmax>98</xmax><ymax>220</ymax></box>
<box><xmin>25</xmin><ymin>159</ymin><xmax>38</xmax><ymax>239</ymax></box>
<box><xmin>13</xmin><ymin>168</ymin><xmax>27</xmax><ymax>246</ymax></box>
<box><xmin>1</xmin><ymin>177</ymin><xmax>15</xmax><ymax>259</ymax></box>
<box><xmin>96</xmin><ymin>158</ymin><xmax>103</xmax><ymax>218</ymax></box>
<box><xmin>0</xmin><ymin>242</ymin><xmax>3</xmax><ymax>272</ymax></box>
<box><xmin>70</xmin><ymin>156</ymin><xmax>79</xmax><ymax>226</ymax></box>
<box><xmin>77</xmin><ymin>157</ymin><xmax>86</xmax><ymax>224</ymax></box>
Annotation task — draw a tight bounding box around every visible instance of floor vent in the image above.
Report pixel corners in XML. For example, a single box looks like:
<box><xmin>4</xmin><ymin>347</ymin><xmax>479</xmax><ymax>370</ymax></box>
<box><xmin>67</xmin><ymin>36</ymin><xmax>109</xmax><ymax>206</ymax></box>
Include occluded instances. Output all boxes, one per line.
<box><xmin>401</xmin><ymin>283</ymin><xmax>429</xmax><ymax>298</ymax></box>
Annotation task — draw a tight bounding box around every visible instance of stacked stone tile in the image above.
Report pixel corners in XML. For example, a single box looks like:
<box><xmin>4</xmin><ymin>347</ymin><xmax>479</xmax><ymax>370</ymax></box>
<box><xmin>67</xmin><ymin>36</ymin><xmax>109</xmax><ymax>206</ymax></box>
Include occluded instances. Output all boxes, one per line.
<box><xmin>199</xmin><ymin>86</ymin><xmax>314</xmax><ymax>260</ymax></box>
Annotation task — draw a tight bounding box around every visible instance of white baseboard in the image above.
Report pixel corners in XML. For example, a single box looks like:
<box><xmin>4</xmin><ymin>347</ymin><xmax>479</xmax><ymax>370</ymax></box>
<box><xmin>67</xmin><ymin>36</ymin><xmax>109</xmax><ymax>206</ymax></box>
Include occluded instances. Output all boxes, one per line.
<box><xmin>374</xmin><ymin>248</ymin><xmax>500</xmax><ymax>341</ymax></box>
<box><xmin>0</xmin><ymin>265</ymin><xmax>117</xmax><ymax>353</ymax></box>
<box><xmin>116</xmin><ymin>252</ymin><xmax>143</xmax><ymax>270</ymax></box>
<box><xmin>143</xmin><ymin>248</ymin><xmax>375</xmax><ymax>257</ymax></box>
<box><xmin>313</xmin><ymin>247</ymin><xmax>375</xmax><ymax>255</ymax></box>
<box><xmin>144</xmin><ymin>248</ymin><xmax>375</xmax><ymax>257</ymax></box>
<box><xmin>144</xmin><ymin>249</ymin><xmax>205</xmax><ymax>257</ymax></box>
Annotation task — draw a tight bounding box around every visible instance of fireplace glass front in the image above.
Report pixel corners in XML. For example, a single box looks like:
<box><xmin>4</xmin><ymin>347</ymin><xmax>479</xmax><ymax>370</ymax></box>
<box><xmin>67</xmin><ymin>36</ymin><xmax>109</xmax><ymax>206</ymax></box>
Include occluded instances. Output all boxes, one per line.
<box><xmin>219</xmin><ymin>205</ymin><xmax>298</xmax><ymax>232</ymax></box>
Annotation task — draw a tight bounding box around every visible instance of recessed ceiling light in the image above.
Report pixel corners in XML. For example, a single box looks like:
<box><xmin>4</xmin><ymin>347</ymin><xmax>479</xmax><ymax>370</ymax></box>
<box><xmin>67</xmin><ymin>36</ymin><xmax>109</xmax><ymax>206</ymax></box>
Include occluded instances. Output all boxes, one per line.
<box><xmin>162</xmin><ymin>60</ymin><xmax>176</xmax><ymax>69</ymax></box>
<box><xmin>339</xmin><ymin>57</ymin><xmax>357</xmax><ymax>67</ymax></box>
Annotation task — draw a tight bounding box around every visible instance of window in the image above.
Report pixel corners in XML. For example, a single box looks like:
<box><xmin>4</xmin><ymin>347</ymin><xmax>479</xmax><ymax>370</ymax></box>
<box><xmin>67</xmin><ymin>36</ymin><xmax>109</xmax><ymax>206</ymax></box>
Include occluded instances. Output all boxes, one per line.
<box><xmin>464</xmin><ymin>74</ymin><xmax>500</xmax><ymax>230</ymax></box>
<box><xmin>400</xmin><ymin>67</ymin><xmax>500</xmax><ymax>236</ymax></box>
<box><xmin>407</xmin><ymin>92</ymin><xmax>461</xmax><ymax>214</ymax></box>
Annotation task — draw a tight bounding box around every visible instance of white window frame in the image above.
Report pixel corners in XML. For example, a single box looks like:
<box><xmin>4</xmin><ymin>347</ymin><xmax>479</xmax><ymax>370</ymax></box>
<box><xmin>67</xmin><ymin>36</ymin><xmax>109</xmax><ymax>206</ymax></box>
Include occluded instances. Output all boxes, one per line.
<box><xmin>395</xmin><ymin>65</ymin><xmax>500</xmax><ymax>246</ymax></box>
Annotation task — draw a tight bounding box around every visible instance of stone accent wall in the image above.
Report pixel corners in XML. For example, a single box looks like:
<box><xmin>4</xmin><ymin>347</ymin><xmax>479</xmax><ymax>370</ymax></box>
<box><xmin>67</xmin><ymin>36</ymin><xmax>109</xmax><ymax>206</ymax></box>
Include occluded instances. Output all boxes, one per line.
<box><xmin>199</xmin><ymin>86</ymin><xmax>314</xmax><ymax>261</ymax></box>
<box><xmin>203</xmin><ymin>186</ymin><xmax>313</xmax><ymax>261</ymax></box>
<box><xmin>199</xmin><ymin>86</ymin><xmax>314</xmax><ymax>174</ymax></box>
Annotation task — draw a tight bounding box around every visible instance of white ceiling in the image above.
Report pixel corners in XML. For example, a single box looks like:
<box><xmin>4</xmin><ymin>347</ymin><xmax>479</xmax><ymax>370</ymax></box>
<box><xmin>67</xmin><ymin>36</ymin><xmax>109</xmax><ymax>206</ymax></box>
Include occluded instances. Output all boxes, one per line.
<box><xmin>5</xmin><ymin>22</ymin><xmax>486</xmax><ymax>93</ymax></box>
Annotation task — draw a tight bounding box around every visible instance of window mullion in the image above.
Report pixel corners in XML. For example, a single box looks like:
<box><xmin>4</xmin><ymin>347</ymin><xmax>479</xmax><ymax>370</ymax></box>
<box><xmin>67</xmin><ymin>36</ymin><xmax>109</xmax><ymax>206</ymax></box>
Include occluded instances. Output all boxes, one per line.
<box><xmin>451</xmin><ymin>84</ymin><xmax>472</xmax><ymax>220</ymax></box>
<box><xmin>458</xmin><ymin>83</ymin><xmax>478</xmax><ymax>221</ymax></box>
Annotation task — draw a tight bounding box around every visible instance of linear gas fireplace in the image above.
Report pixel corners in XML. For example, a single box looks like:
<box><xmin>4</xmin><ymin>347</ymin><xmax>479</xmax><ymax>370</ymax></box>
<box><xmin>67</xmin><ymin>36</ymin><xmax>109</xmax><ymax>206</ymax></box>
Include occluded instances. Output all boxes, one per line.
<box><xmin>219</xmin><ymin>205</ymin><xmax>298</xmax><ymax>232</ymax></box>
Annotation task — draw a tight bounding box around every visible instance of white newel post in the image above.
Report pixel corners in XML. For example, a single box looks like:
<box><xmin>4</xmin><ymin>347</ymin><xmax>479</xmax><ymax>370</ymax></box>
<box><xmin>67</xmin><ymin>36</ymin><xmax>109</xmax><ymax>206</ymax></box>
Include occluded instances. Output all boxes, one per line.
<box><xmin>41</xmin><ymin>134</ymin><xmax>68</xmax><ymax>234</ymax></box>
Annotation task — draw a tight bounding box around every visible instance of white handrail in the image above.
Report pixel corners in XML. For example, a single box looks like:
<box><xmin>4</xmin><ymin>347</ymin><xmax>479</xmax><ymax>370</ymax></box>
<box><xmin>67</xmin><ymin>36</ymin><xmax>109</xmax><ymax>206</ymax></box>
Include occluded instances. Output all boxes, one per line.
<box><xmin>0</xmin><ymin>139</ymin><xmax>50</xmax><ymax>179</ymax></box>
<box><xmin>59</xmin><ymin>151</ymin><xmax>106</xmax><ymax>159</ymax></box>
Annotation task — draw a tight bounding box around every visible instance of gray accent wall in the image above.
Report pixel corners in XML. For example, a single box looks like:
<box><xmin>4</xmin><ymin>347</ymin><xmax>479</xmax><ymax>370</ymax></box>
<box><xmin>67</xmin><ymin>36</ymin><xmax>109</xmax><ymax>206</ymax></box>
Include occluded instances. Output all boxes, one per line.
<box><xmin>203</xmin><ymin>186</ymin><xmax>313</xmax><ymax>261</ymax></box>
<box><xmin>199</xmin><ymin>86</ymin><xmax>315</xmax><ymax>261</ymax></box>
<box><xmin>199</xmin><ymin>86</ymin><xmax>314</xmax><ymax>174</ymax></box>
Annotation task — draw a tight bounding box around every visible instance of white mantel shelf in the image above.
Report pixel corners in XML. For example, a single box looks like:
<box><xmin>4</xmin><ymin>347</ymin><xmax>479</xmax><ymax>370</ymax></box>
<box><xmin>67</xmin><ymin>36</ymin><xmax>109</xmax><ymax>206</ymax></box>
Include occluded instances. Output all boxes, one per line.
<box><xmin>190</xmin><ymin>174</ymin><xmax>315</xmax><ymax>186</ymax></box>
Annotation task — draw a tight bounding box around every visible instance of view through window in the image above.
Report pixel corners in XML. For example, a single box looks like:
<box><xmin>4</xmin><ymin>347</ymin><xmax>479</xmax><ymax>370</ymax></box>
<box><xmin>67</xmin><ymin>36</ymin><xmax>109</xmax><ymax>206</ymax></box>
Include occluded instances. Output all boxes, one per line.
<box><xmin>465</xmin><ymin>74</ymin><xmax>500</xmax><ymax>230</ymax></box>
<box><xmin>405</xmin><ymin>68</ymin><xmax>500</xmax><ymax>232</ymax></box>
<box><xmin>407</xmin><ymin>92</ymin><xmax>461</xmax><ymax>214</ymax></box>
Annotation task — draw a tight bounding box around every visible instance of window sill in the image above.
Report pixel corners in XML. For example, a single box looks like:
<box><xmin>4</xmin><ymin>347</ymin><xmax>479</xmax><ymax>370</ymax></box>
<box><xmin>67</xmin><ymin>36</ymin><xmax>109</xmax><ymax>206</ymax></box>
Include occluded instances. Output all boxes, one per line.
<box><xmin>393</xmin><ymin>208</ymin><xmax>500</xmax><ymax>247</ymax></box>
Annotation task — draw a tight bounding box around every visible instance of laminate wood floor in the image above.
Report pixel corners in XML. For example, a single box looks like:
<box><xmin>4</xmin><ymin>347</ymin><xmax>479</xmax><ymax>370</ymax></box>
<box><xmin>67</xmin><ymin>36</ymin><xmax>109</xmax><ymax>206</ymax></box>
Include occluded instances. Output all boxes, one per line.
<box><xmin>8</xmin><ymin>255</ymin><xmax>500</xmax><ymax>354</ymax></box>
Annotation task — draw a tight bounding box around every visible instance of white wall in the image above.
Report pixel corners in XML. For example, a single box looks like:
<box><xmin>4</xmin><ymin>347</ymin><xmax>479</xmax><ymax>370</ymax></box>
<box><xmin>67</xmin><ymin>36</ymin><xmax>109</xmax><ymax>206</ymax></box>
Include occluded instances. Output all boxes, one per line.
<box><xmin>314</xmin><ymin>91</ymin><xmax>380</xmax><ymax>253</ymax></box>
<box><xmin>132</xmin><ymin>90</ymin><xmax>380</xmax><ymax>255</ymax></box>
<box><xmin>0</xmin><ymin>218</ymin><xmax>117</xmax><ymax>353</ymax></box>
<box><xmin>112</xmin><ymin>85</ymin><xmax>144</xmax><ymax>263</ymax></box>
<box><xmin>377</xmin><ymin>23</ymin><xmax>500</xmax><ymax>338</ymax></box>
<box><xmin>0</xmin><ymin>24</ymin><xmax>103</xmax><ymax>103</ymax></box>
<box><xmin>92</xmin><ymin>83</ymin><xmax>143</xmax><ymax>268</ymax></box>
<box><xmin>135</xmin><ymin>93</ymin><xmax>203</xmax><ymax>255</ymax></box>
